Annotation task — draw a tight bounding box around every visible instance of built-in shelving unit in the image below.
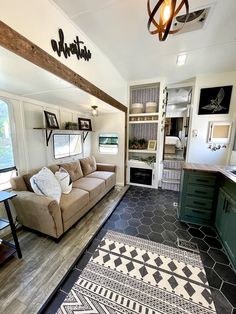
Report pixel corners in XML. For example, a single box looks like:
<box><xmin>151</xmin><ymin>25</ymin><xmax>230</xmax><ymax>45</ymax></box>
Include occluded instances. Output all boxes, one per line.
<box><xmin>127</xmin><ymin>81</ymin><xmax>166</xmax><ymax>188</ymax></box>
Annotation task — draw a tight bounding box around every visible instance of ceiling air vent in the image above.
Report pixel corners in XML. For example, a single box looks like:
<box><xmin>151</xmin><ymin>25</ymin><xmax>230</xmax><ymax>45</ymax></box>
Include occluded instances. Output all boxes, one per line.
<box><xmin>172</xmin><ymin>7</ymin><xmax>210</xmax><ymax>35</ymax></box>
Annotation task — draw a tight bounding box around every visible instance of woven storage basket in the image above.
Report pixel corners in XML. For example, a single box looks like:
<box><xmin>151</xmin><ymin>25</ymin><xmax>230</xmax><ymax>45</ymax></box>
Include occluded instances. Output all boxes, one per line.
<box><xmin>130</xmin><ymin>103</ymin><xmax>144</xmax><ymax>114</ymax></box>
<box><xmin>146</xmin><ymin>102</ymin><xmax>157</xmax><ymax>113</ymax></box>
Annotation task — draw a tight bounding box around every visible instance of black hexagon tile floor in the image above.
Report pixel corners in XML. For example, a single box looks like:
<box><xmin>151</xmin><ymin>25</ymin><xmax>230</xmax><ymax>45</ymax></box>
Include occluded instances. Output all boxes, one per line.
<box><xmin>45</xmin><ymin>186</ymin><xmax>236</xmax><ymax>314</ymax></box>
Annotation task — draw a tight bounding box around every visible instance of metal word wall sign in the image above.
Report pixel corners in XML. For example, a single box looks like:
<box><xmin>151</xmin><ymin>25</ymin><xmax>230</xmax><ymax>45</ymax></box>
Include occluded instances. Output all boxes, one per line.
<box><xmin>51</xmin><ymin>28</ymin><xmax>92</xmax><ymax>62</ymax></box>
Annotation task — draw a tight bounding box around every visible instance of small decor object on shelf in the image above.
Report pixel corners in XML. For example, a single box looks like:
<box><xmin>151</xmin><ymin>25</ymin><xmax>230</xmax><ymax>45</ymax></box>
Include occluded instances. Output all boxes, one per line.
<box><xmin>148</xmin><ymin>140</ymin><xmax>157</xmax><ymax>151</ymax></box>
<box><xmin>129</xmin><ymin>138</ymin><xmax>148</xmax><ymax>150</ymax></box>
<box><xmin>198</xmin><ymin>86</ymin><xmax>233</xmax><ymax>115</ymax></box>
<box><xmin>44</xmin><ymin>111</ymin><xmax>59</xmax><ymax>129</ymax></box>
<box><xmin>65</xmin><ymin>122</ymin><xmax>78</xmax><ymax>130</ymax></box>
<box><xmin>141</xmin><ymin>155</ymin><xmax>156</xmax><ymax>168</ymax></box>
<box><xmin>78</xmin><ymin>118</ymin><xmax>92</xmax><ymax>131</ymax></box>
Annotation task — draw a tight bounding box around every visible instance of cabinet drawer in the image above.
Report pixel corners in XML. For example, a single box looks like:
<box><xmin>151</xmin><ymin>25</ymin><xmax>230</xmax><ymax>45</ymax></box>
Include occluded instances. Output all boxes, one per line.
<box><xmin>187</xmin><ymin>185</ymin><xmax>215</xmax><ymax>198</ymax></box>
<box><xmin>186</xmin><ymin>196</ymin><xmax>213</xmax><ymax>210</ymax></box>
<box><xmin>185</xmin><ymin>206</ymin><xmax>212</xmax><ymax>220</ymax></box>
<box><xmin>188</xmin><ymin>174</ymin><xmax>216</xmax><ymax>186</ymax></box>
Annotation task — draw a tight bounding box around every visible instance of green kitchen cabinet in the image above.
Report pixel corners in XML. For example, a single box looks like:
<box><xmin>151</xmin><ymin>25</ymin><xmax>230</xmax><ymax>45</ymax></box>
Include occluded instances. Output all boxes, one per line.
<box><xmin>178</xmin><ymin>170</ymin><xmax>218</xmax><ymax>225</ymax></box>
<box><xmin>215</xmin><ymin>187</ymin><xmax>236</xmax><ymax>269</ymax></box>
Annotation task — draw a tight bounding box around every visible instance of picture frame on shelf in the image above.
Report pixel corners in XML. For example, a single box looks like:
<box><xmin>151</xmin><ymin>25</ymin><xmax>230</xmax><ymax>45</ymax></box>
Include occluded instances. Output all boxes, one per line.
<box><xmin>148</xmin><ymin>140</ymin><xmax>157</xmax><ymax>151</ymax></box>
<box><xmin>78</xmin><ymin>118</ymin><xmax>92</xmax><ymax>131</ymax></box>
<box><xmin>44</xmin><ymin>111</ymin><xmax>59</xmax><ymax>129</ymax></box>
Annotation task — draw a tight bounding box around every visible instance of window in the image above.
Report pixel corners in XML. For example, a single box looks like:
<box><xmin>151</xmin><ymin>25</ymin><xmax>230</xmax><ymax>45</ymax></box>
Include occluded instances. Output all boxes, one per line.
<box><xmin>53</xmin><ymin>134</ymin><xmax>82</xmax><ymax>159</ymax></box>
<box><xmin>0</xmin><ymin>100</ymin><xmax>16</xmax><ymax>190</ymax></box>
<box><xmin>99</xmin><ymin>134</ymin><xmax>118</xmax><ymax>154</ymax></box>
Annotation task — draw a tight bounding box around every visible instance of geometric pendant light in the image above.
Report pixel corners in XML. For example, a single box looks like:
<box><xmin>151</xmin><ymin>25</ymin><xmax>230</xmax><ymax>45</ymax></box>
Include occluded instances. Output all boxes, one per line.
<box><xmin>147</xmin><ymin>0</ymin><xmax>190</xmax><ymax>41</ymax></box>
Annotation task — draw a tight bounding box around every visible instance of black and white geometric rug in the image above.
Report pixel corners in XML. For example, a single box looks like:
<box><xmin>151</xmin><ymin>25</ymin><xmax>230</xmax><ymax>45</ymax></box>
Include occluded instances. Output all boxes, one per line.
<box><xmin>57</xmin><ymin>230</ymin><xmax>216</xmax><ymax>314</ymax></box>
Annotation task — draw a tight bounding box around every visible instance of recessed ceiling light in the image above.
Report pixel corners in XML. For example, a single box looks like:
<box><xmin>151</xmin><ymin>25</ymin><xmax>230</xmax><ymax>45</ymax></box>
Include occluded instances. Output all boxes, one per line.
<box><xmin>177</xmin><ymin>54</ymin><xmax>187</xmax><ymax>66</ymax></box>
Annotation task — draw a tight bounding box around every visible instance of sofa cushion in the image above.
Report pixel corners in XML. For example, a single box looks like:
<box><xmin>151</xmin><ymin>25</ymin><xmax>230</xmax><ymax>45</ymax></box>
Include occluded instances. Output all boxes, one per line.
<box><xmin>73</xmin><ymin>177</ymin><xmax>105</xmax><ymax>200</ymax></box>
<box><xmin>86</xmin><ymin>171</ymin><xmax>116</xmax><ymax>188</ymax></box>
<box><xmin>60</xmin><ymin>161</ymin><xmax>83</xmax><ymax>182</ymax></box>
<box><xmin>80</xmin><ymin>156</ymin><xmax>96</xmax><ymax>176</ymax></box>
<box><xmin>30</xmin><ymin>167</ymin><xmax>62</xmax><ymax>204</ymax></box>
<box><xmin>23</xmin><ymin>165</ymin><xmax>59</xmax><ymax>192</ymax></box>
<box><xmin>60</xmin><ymin>188</ymin><xmax>89</xmax><ymax>223</ymax></box>
<box><xmin>55</xmin><ymin>167</ymin><xmax>72</xmax><ymax>194</ymax></box>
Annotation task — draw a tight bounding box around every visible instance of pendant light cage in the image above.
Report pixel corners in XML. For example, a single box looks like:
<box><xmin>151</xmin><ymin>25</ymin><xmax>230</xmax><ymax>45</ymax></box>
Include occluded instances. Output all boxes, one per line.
<box><xmin>147</xmin><ymin>0</ymin><xmax>189</xmax><ymax>41</ymax></box>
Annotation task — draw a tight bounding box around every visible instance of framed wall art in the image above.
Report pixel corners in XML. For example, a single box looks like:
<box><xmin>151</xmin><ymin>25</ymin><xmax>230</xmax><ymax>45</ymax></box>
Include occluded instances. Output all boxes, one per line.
<box><xmin>44</xmin><ymin>111</ymin><xmax>59</xmax><ymax>129</ymax></box>
<box><xmin>78</xmin><ymin>118</ymin><xmax>92</xmax><ymax>131</ymax></box>
<box><xmin>198</xmin><ymin>86</ymin><xmax>233</xmax><ymax>115</ymax></box>
<box><xmin>208</xmin><ymin>121</ymin><xmax>232</xmax><ymax>144</ymax></box>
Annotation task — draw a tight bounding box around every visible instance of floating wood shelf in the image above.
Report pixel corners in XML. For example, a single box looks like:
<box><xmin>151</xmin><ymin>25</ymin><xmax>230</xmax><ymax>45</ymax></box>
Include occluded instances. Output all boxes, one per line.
<box><xmin>33</xmin><ymin>128</ymin><xmax>94</xmax><ymax>146</ymax></box>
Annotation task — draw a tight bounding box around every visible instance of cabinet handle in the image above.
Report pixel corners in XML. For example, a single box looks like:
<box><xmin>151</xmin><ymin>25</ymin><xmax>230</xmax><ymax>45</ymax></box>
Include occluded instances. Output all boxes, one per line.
<box><xmin>223</xmin><ymin>199</ymin><xmax>226</xmax><ymax>212</ymax></box>
<box><xmin>225</xmin><ymin>200</ymin><xmax>229</xmax><ymax>213</ymax></box>
<box><xmin>195</xmin><ymin>190</ymin><xmax>206</xmax><ymax>195</ymax></box>
<box><xmin>193</xmin><ymin>201</ymin><xmax>205</xmax><ymax>206</ymax></box>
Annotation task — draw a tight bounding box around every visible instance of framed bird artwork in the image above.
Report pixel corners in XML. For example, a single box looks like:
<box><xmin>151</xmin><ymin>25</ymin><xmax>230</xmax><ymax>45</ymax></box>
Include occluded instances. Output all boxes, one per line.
<box><xmin>198</xmin><ymin>86</ymin><xmax>233</xmax><ymax>115</ymax></box>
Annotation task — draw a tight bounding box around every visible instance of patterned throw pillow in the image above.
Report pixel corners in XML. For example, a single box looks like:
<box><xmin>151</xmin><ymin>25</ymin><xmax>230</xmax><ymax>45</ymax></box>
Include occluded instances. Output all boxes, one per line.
<box><xmin>55</xmin><ymin>167</ymin><xmax>72</xmax><ymax>194</ymax></box>
<box><xmin>30</xmin><ymin>167</ymin><xmax>62</xmax><ymax>204</ymax></box>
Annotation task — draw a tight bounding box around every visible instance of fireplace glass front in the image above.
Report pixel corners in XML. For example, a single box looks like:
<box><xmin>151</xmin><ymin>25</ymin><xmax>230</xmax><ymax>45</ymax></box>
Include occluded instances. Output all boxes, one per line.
<box><xmin>130</xmin><ymin>167</ymin><xmax>152</xmax><ymax>186</ymax></box>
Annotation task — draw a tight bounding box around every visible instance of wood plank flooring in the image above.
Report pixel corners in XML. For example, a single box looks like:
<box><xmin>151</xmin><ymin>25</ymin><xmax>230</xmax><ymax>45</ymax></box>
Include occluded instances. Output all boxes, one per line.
<box><xmin>0</xmin><ymin>186</ymin><xmax>128</xmax><ymax>314</ymax></box>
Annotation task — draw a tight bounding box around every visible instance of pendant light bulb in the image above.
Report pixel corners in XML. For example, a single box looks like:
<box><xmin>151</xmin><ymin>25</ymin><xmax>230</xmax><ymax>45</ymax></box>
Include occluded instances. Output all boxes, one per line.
<box><xmin>163</xmin><ymin>0</ymin><xmax>171</xmax><ymax>22</ymax></box>
<box><xmin>91</xmin><ymin>105</ymin><xmax>98</xmax><ymax>116</ymax></box>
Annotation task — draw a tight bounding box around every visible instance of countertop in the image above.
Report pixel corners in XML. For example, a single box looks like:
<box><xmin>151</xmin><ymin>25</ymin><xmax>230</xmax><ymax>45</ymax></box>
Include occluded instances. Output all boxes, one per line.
<box><xmin>183</xmin><ymin>163</ymin><xmax>236</xmax><ymax>184</ymax></box>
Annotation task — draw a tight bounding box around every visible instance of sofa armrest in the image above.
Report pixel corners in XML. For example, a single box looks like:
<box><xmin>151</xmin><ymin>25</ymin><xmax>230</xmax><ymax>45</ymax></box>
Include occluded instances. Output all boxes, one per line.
<box><xmin>11</xmin><ymin>191</ymin><xmax>63</xmax><ymax>238</ymax></box>
<box><xmin>96</xmin><ymin>163</ymin><xmax>116</xmax><ymax>172</ymax></box>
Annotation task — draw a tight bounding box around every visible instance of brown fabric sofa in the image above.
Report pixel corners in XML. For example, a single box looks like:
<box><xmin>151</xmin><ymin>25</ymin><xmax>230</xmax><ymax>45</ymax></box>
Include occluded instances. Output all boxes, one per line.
<box><xmin>10</xmin><ymin>157</ymin><xmax>116</xmax><ymax>239</ymax></box>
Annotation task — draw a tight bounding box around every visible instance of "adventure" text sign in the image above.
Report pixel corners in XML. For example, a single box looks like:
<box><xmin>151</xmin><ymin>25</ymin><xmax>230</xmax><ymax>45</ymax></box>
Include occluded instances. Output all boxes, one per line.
<box><xmin>51</xmin><ymin>29</ymin><xmax>92</xmax><ymax>62</ymax></box>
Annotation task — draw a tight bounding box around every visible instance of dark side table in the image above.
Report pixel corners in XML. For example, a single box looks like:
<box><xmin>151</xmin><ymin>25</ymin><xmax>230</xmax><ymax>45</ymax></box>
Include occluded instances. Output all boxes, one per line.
<box><xmin>0</xmin><ymin>191</ymin><xmax>22</xmax><ymax>265</ymax></box>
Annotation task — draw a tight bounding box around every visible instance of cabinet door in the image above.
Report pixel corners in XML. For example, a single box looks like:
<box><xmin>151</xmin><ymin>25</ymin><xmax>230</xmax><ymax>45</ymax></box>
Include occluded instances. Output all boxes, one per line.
<box><xmin>215</xmin><ymin>189</ymin><xmax>227</xmax><ymax>237</ymax></box>
<box><xmin>224</xmin><ymin>199</ymin><xmax>236</xmax><ymax>268</ymax></box>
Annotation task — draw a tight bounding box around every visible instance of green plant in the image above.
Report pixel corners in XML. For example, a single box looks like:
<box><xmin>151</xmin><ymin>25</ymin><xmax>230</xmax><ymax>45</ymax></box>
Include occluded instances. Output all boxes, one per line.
<box><xmin>65</xmin><ymin>122</ymin><xmax>78</xmax><ymax>130</ymax></box>
<box><xmin>129</xmin><ymin>137</ymin><xmax>148</xmax><ymax>149</ymax></box>
<box><xmin>141</xmin><ymin>155</ymin><xmax>156</xmax><ymax>168</ymax></box>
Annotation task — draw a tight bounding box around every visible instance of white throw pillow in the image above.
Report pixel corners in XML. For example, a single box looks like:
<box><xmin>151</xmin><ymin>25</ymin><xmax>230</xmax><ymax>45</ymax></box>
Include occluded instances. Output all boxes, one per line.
<box><xmin>55</xmin><ymin>167</ymin><xmax>72</xmax><ymax>194</ymax></box>
<box><xmin>30</xmin><ymin>167</ymin><xmax>62</xmax><ymax>204</ymax></box>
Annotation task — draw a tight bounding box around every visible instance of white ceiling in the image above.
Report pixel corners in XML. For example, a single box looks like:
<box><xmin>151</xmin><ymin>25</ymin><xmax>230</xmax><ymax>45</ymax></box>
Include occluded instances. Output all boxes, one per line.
<box><xmin>53</xmin><ymin>0</ymin><xmax>236</xmax><ymax>83</ymax></box>
<box><xmin>0</xmin><ymin>46</ymin><xmax>120</xmax><ymax>114</ymax></box>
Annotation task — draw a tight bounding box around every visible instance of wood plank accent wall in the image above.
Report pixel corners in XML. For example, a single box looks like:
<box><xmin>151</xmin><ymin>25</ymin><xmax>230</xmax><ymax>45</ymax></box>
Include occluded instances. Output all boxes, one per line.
<box><xmin>0</xmin><ymin>21</ymin><xmax>127</xmax><ymax>113</ymax></box>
